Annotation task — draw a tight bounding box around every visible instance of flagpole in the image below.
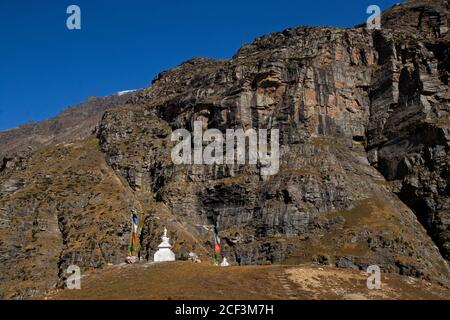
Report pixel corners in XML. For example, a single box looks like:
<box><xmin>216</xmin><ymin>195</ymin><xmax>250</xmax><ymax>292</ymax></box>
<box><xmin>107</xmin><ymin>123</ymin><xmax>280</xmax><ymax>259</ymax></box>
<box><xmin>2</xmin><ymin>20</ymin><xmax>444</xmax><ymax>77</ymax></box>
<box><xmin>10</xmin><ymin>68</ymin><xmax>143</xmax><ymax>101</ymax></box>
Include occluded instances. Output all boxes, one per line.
<box><xmin>128</xmin><ymin>210</ymin><xmax>139</xmax><ymax>259</ymax></box>
<box><xmin>129</xmin><ymin>213</ymin><xmax>133</xmax><ymax>256</ymax></box>
<box><xmin>213</xmin><ymin>221</ymin><xmax>222</xmax><ymax>265</ymax></box>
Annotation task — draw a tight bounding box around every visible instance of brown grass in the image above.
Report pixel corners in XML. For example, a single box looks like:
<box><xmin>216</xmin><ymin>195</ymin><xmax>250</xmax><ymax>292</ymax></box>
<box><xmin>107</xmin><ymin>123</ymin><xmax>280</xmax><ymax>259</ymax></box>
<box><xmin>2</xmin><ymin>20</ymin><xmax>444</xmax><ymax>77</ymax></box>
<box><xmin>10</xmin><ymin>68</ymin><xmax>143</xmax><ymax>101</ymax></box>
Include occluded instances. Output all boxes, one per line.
<box><xmin>44</xmin><ymin>262</ymin><xmax>450</xmax><ymax>300</ymax></box>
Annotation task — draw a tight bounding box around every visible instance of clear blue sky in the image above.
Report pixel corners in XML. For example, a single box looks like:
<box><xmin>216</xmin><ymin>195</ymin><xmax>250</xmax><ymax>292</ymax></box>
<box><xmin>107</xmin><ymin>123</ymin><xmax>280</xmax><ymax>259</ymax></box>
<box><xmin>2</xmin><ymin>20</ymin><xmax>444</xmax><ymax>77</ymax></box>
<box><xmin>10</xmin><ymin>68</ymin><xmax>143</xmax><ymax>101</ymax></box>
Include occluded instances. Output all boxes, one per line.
<box><xmin>0</xmin><ymin>0</ymin><xmax>400</xmax><ymax>131</ymax></box>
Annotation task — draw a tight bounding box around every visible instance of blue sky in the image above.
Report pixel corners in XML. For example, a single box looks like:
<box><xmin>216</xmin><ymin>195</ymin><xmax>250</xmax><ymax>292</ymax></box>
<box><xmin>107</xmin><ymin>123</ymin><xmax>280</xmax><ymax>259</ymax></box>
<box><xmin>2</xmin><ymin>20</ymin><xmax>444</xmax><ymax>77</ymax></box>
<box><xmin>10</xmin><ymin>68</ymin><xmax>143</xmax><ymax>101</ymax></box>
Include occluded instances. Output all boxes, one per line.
<box><xmin>0</xmin><ymin>0</ymin><xmax>400</xmax><ymax>131</ymax></box>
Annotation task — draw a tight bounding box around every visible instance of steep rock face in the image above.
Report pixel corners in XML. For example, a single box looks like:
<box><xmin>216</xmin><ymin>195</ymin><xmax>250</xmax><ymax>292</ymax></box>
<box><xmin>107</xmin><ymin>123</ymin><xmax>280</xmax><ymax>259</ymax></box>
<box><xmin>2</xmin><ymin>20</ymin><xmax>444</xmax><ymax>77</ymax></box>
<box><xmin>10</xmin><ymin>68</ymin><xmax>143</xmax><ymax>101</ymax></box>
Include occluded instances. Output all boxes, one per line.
<box><xmin>134</xmin><ymin>28</ymin><xmax>375</xmax><ymax>139</ymax></box>
<box><xmin>98</xmin><ymin>106</ymin><xmax>450</xmax><ymax>283</ymax></box>
<box><xmin>381</xmin><ymin>0</ymin><xmax>449</xmax><ymax>39</ymax></box>
<box><xmin>367</xmin><ymin>0</ymin><xmax>450</xmax><ymax>260</ymax></box>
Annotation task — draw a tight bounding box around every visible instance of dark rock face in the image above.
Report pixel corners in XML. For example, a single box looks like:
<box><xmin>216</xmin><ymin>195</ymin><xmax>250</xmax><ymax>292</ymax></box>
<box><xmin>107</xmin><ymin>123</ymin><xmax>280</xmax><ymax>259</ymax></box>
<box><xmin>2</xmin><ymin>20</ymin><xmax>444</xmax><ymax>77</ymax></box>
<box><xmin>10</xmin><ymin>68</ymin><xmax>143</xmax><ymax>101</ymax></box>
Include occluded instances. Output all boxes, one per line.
<box><xmin>0</xmin><ymin>0</ymin><xmax>449</xmax><ymax>299</ymax></box>
<box><xmin>367</xmin><ymin>0</ymin><xmax>450</xmax><ymax>261</ymax></box>
<box><xmin>381</xmin><ymin>0</ymin><xmax>449</xmax><ymax>40</ymax></box>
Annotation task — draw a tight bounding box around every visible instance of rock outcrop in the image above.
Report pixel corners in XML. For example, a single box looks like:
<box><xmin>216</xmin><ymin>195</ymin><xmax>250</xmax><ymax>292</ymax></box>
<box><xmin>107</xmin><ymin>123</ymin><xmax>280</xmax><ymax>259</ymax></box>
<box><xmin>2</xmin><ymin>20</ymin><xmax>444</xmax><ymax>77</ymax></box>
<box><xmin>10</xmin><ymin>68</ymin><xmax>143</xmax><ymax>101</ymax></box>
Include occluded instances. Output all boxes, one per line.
<box><xmin>367</xmin><ymin>0</ymin><xmax>450</xmax><ymax>260</ymax></box>
<box><xmin>0</xmin><ymin>0</ymin><xmax>449</xmax><ymax>299</ymax></box>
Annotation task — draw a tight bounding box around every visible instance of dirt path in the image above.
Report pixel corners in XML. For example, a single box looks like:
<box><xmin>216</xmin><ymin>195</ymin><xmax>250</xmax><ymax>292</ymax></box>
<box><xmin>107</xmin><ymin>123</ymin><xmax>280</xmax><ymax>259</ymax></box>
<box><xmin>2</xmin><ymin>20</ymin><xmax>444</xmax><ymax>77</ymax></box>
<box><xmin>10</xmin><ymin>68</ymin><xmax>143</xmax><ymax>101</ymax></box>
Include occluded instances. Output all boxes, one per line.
<box><xmin>276</xmin><ymin>272</ymin><xmax>298</xmax><ymax>300</ymax></box>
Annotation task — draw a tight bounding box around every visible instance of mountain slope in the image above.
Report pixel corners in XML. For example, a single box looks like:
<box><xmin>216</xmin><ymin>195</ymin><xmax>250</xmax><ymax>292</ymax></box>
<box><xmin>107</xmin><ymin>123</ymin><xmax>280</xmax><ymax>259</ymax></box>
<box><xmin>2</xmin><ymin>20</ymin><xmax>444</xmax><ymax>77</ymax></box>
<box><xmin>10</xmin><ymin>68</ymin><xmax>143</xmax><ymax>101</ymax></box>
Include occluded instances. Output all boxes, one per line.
<box><xmin>0</xmin><ymin>92</ymin><xmax>134</xmax><ymax>160</ymax></box>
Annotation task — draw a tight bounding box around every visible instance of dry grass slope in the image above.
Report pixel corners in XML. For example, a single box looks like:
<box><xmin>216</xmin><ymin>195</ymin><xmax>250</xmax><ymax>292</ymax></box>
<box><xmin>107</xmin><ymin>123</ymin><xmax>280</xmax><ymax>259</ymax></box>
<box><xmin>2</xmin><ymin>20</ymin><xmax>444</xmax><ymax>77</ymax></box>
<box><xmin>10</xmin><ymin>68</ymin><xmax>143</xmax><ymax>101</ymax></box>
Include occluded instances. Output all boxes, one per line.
<box><xmin>45</xmin><ymin>262</ymin><xmax>450</xmax><ymax>300</ymax></box>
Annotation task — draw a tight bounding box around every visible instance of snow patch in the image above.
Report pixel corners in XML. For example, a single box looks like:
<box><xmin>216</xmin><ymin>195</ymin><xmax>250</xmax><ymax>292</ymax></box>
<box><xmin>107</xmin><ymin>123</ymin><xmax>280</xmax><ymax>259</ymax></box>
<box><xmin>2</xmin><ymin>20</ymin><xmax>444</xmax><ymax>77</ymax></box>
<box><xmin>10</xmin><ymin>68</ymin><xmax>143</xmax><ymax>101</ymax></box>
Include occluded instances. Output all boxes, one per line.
<box><xmin>117</xmin><ymin>89</ymin><xmax>137</xmax><ymax>96</ymax></box>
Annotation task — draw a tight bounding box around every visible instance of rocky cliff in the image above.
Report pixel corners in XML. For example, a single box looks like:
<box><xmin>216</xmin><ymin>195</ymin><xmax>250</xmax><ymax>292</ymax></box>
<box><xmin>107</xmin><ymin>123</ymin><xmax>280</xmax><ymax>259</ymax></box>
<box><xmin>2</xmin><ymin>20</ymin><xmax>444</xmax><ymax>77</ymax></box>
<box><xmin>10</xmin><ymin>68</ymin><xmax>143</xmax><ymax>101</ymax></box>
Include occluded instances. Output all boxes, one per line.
<box><xmin>0</xmin><ymin>0</ymin><xmax>449</xmax><ymax>299</ymax></box>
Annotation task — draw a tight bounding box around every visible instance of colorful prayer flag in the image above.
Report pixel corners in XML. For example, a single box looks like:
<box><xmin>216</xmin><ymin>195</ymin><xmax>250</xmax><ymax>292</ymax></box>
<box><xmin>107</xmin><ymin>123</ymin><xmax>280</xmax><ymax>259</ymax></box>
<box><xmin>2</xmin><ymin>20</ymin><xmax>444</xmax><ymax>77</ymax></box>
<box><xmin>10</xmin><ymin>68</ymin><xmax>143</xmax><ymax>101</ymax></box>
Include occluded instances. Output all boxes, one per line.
<box><xmin>129</xmin><ymin>211</ymin><xmax>139</xmax><ymax>257</ymax></box>
<box><xmin>213</xmin><ymin>223</ymin><xmax>221</xmax><ymax>263</ymax></box>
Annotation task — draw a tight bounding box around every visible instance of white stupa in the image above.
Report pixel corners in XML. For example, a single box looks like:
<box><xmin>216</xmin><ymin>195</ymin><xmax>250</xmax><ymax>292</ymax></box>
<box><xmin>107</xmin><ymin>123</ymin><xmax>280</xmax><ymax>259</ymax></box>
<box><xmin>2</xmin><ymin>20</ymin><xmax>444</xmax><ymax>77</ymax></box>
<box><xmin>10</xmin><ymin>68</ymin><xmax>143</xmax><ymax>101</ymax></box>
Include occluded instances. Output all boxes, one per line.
<box><xmin>220</xmin><ymin>257</ymin><xmax>230</xmax><ymax>267</ymax></box>
<box><xmin>153</xmin><ymin>227</ymin><xmax>175</xmax><ymax>262</ymax></box>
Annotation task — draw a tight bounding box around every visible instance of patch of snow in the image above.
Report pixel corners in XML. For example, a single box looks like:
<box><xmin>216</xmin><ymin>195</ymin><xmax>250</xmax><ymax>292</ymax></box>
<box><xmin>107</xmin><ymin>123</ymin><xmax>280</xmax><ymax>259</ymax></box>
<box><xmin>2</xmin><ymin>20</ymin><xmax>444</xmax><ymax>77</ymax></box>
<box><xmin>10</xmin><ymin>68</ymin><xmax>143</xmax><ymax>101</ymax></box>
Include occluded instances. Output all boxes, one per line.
<box><xmin>117</xmin><ymin>89</ymin><xmax>137</xmax><ymax>96</ymax></box>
